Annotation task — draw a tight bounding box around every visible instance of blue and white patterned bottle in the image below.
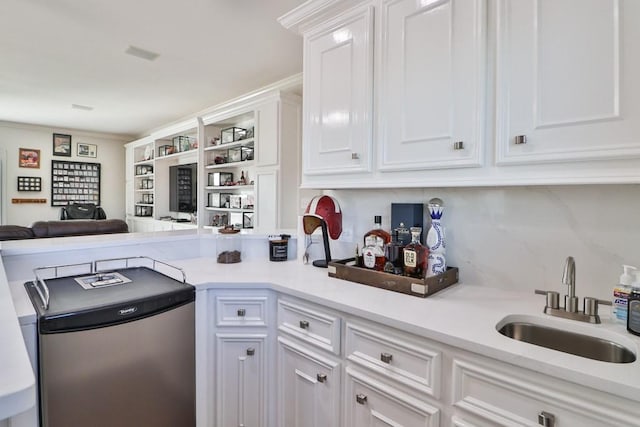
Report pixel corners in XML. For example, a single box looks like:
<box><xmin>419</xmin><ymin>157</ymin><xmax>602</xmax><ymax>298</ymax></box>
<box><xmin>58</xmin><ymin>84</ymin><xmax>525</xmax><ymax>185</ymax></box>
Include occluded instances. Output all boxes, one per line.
<box><xmin>426</xmin><ymin>199</ymin><xmax>446</xmax><ymax>277</ymax></box>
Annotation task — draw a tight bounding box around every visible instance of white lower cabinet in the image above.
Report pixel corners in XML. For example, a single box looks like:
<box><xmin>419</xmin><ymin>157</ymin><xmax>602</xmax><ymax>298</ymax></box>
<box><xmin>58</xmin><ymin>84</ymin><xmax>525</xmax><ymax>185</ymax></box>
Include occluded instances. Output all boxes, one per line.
<box><xmin>215</xmin><ymin>334</ymin><xmax>267</xmax><ymax>427</ymax></box>
<box><xmin>277</xmin><ymin>336</ymin><xmax>341</xmax><ymax>427</ymax></box>
<box><xmin>345</xmin><ymin>367</ymin><xmax>440</xmax><ymax>427</ymax></box>
<box><xmin>206</xmin><ymin>291</ymin><xmax>640</xmax><ymax>427</ymax></box>
<box><xmin>450</xmin><ymin>354</ymin><xmax>640</xmax><ymax>427</ymax></box>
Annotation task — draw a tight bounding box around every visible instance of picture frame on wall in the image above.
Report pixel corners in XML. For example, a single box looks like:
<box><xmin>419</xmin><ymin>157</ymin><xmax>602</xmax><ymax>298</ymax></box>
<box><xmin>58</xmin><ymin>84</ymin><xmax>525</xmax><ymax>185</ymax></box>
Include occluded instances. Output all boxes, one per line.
<box><xmin>53</xmin><ymin>133</ymin><xmax>72</xmax><ymax>157</ymax></box>
<box><xmin>18</xmin><ymin>148</ymin><xmax>40</xmax><ymax>168</ymax></box>
<box><xmin>77</xmin><ymin>143</ymin><xmax>97</xmax><ymax>158</ymax></box>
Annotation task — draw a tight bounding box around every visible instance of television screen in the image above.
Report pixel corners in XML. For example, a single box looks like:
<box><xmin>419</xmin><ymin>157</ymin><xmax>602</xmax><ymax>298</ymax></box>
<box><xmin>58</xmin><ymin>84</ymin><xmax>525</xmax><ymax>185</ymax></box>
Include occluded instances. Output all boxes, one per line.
<box><xmin>169</xmin><ymin>163</ymin><xmax>197</xmax><ymax>212</ymax></box>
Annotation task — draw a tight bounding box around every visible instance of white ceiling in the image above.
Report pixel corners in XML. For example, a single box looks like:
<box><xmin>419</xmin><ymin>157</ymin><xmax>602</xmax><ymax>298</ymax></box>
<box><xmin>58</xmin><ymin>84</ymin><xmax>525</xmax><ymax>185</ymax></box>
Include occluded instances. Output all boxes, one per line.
<box><xmin>0</xmin><ymin>0</ymin><xmax>305</xmax><ymax>138</ymax></box>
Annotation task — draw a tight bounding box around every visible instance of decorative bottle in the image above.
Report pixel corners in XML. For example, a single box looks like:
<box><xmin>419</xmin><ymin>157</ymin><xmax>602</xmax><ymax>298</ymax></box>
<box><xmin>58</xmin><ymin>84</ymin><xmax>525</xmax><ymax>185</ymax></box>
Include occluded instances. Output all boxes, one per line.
<box><xmin>402</xmin><ymin>227</ymin><xmax>428</xmax><ymax>278</ymax></box>
<box><xmin>362</xmin><ymin>216</ymin><xmax>391</xmax><ymax>271</ymax></box>
<box><xmin>426</xmin><ymin>199</ymin><xmax>446</xmax><ymax>277</ymax></box>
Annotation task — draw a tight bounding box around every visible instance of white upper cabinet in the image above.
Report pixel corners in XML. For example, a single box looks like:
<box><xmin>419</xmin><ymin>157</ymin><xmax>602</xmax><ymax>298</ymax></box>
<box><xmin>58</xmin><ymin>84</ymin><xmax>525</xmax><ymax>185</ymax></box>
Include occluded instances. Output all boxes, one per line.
<box><xmin>496</xmin><ymin>0</ymin><xmax>640</xmax><ymax>165</ymax></box>
<box><xmin>378</xmin><ymin>0</ymin><xmax>486</xmax><ymax>171</ymax></box>
<box><xmin>302</xmin><ymin>5</ymin><xmax>374</xmax><ymax>175</ymax></box>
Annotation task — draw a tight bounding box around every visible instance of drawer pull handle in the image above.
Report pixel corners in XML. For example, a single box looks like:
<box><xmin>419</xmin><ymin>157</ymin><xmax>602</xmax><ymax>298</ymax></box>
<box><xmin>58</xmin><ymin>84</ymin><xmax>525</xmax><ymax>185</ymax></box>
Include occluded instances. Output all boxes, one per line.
<box><xmin>453</xmin><ymin>141</ymin><xmax>464</xmax><ymax>150</ymax></box>
<box><xmin>246</xmin><ymin>347</ymin><xmax>255</xmax><ymax>356</ymax></box>
<box><xmin>515</xmin><ymin>134</ymin><xmax>528</xmax><ymax>145</ymax></box>
<box><xmin>299</xmin><ymin>320</ymin><xmax>310</xmax><ymax>329</ymax></box>
<box><xmin>380</xmin><ymin>353</ymin><xmax>393</xmax><ymax>363</ymax></box>
<box><xmin>356</xmin><ymin>394</ymin><xmax>367</xmax><ymax>405</ymax></box>
<box><xmin>316</xmin><ymin>373</ymin><xmax>327</xmax><ymax>383</ymax></box>
<box><xmin>538</xmin><ymin>411</ymin><xmax>555</xmax><ymax>427</ymax></box>
<box><xmin>237</xmin><ymin>308</ymin><xmax>246</xmax><ymax>317</ymax></box>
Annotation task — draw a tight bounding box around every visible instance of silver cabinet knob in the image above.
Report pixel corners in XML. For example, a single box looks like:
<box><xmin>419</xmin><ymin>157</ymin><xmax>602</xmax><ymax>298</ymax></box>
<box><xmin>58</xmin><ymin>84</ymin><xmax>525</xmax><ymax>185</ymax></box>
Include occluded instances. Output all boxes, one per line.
<box><xmin>316</xmin><ymin>373</ymin><xmax>327</xmax><ymax>383</ymax></box>
<box><xmin>380</xmin><ymin>353</ymin><xmax>393</xmax><ymax>363</ymax></box>
<box><xmin>246</xmin><ymin>347</ymin><xmax>255</xmax><ymax>356</ymax></box>
<box><xmin>299</xmin><ymin>320</ymin><xmax>310</xmax><ymax>329</ymax></box>
<box><xmin>514</xmin><ymin>135</ymin><xmax>527</xmax><ymax>144</ymax></box>
<box><xmin>351</xmin><ymin>152</ymin><xmax>360</xmax><ymax>160</ymax></box>
<box><xmin>237</xmin><ymin>308</ymin><xmax>246</xmax><ymax>317</ymax></box>
<box><xmin>538</xmin><ymin>411</ymin><xmax>555</xmax><ymax>427</ymax></box>
<box><xmin>356</xmin><ymin>394</ymin><xmax>368</xmax><ymax>405</ymax></box>
<box><xmin>453</xmin><ymin>141</ymin><xmax>464</xmax><ymax>150</ymax></box>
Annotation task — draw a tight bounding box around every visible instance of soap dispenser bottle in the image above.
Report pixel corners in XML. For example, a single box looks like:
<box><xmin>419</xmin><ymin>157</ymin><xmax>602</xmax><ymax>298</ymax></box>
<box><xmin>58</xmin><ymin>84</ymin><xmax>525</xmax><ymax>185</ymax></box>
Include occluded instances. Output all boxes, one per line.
<box><xmin>614</xmin><ymin>265</ymin><xmax>636</xmax><ymax>323</ymax></box>
<box><xmin>626</xmin><ymin>271</ymin><xmax>640</xmax><ymax>336</ymax></box>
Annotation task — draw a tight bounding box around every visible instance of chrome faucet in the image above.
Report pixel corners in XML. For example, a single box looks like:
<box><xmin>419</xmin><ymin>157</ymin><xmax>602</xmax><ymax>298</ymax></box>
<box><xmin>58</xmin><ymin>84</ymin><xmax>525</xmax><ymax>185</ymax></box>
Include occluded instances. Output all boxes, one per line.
<box><xmin>562</xmin><ymin>256</ymin><xmax>579</xmax><ymax>312</ymax></box>
<box><xmin>535</xmin><ymin>256</ymin><xmax>611</xmax><ymax>324</ymax></box>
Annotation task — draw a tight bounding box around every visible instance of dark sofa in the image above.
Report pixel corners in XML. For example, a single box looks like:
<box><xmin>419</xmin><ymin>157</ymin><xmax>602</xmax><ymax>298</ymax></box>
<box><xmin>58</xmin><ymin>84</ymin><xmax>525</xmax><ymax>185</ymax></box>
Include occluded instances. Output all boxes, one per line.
<box><xmin>0</xmin><ymin>219</ymin><xmax>128</xmax><ymax>241</ymax></box>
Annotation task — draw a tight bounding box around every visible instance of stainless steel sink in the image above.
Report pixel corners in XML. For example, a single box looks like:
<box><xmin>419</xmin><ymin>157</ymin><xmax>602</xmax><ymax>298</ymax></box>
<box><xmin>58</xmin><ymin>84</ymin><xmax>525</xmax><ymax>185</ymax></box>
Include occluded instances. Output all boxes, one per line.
<box><xmin>498</xmin><ymin>321</ymin><xmax>636</xmax><ymax>363</ymax></box>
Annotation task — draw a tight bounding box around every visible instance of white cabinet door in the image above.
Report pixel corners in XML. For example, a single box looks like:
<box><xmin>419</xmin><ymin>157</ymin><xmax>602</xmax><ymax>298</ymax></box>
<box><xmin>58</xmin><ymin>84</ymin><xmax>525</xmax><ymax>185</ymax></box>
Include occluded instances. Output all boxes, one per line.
<box><xmin>302</xmin><ymin>5</ymin><xmax>374</xmax><ymax>175</ymax></box>
<box><xmin>277</xmin><ymin>337</ymin><xmax>340</xmax><ymax>427</ymax></box>
<box><xmin>216</xmin><ymin>334</ymin><xmax>267</xmax><ymax>427</ymax></box>
<box><xmin>345</xmin><ymin>367</ymin><xmax>440</xmax><ymax>427</ymax></box>
<box><xmin>496</xmin><ymin>0</ymin><xmax>640</xmax><ymax>165</ymax></box>
<box><xmin>378</xmin><ymin>0</ymin><xmax>486</xmax><ymax>171</ymax></box>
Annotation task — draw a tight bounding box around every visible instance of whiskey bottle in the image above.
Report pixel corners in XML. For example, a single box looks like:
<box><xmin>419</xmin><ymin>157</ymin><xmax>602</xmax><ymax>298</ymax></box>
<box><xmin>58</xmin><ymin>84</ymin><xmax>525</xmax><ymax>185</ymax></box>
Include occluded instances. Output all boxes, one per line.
<box><xmin>383</xmin><ymin>230</ymin><xmax>404</xmax><ymax>274</ymax></box>
<box><xmin>402</xmin><ymin>227</ymin><xmax>428</xmax><ymax>278</ymax></box>
<box><xmin>362</xmin><ymin>216</ymin><xmax>391</xmax><ymax>271</ymax></box>
<box><xmin>363</xmin><ymin>216</ymin><xmax>391</xmax><ymax>249</ymax></box>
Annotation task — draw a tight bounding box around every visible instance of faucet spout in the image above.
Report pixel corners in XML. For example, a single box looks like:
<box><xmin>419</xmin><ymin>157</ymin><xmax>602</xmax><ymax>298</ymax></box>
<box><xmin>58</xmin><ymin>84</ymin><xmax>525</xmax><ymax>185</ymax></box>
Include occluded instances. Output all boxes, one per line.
<box><xmin>562</xmin><ymin>256</ymin><xmax>576</xmax><ymax>297</ymax></box>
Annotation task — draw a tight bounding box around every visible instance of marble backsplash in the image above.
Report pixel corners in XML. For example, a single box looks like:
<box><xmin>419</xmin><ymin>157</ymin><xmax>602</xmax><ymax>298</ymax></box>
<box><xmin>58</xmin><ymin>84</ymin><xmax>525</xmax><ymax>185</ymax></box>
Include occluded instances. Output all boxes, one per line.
<box><xmin>301</xmin><ymin>185</ymin><xmax>640</xmax><ymax>300</ymax></box>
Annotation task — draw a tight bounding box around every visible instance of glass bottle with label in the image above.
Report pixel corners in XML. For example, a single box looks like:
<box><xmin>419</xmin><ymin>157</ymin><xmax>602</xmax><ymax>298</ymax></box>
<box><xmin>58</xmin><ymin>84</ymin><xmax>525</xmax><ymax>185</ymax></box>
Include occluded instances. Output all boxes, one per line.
<box><xmin>362</xmin><ymin>216</ymin><xmax>391</xmax><ymax>270</ymax></box>
<box><xmin>403</xmin><ymin>227</ymin><xmax>428</xmax><ymax>278</ymax></box>
<box><xmin>384</xmin><ymin>230</ymin><xmax>404</xmax><ymax>274</ymax></box>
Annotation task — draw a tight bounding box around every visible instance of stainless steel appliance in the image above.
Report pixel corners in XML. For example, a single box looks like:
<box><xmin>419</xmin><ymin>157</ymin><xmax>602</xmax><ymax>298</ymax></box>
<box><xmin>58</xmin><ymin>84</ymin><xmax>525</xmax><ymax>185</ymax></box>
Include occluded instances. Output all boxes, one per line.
<box><xmin>24</xmin><ymin>257</ymin><xmax>195</xmax><ymax>427</ymax></box>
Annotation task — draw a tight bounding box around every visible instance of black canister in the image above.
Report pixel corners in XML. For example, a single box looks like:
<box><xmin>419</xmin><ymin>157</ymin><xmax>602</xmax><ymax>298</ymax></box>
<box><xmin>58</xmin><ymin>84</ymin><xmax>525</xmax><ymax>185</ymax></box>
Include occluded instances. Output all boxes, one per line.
<box><xmin>269</xmin><ymin>234</ymin><xmax>290</xmax><ymax>262</ymax></box>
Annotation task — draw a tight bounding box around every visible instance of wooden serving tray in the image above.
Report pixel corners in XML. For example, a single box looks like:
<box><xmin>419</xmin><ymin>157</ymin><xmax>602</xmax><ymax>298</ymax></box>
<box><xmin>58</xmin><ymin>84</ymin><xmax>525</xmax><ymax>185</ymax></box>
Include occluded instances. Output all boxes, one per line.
<box><xmin>327</xmin><ymin>258</ymin><xmax>459</xmax><ymax>298</ymax></box>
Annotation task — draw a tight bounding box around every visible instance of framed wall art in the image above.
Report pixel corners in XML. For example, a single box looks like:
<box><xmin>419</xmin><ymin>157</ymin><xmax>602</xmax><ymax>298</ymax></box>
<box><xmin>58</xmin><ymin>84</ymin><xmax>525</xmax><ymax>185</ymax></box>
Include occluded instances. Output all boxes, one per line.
<box><xmin>53</xmin><ymin>133</ymin><xmax>72</xmax><ymax>157</ymax></box>
<box><xmin>18</xmin><ymin>148</ymin><xmax>40</xmax><ymax>168</ymax></box>
<box><xmin>51</xmin><ymin>160</ymin><xmax>101</xmax><ymax>206</ymax></box>
<box><xmin>77</xmin><ymin>143</ymin><xmax>97</xmax><ymax>158</ymax></box>
<box><xmin>17</xmin><ymin>176</ymin><xmax>42</xmax><ymax>191</ymax></box>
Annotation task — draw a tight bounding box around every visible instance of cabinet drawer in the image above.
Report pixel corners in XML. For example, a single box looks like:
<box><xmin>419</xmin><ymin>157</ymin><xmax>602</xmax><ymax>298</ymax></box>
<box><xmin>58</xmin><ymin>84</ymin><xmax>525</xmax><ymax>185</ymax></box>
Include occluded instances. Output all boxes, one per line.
<box><xmin>215</xmin><ymin>296</ymin><xmax>269</xmax><ymax>327</ymax></box>
<box><xmin>345</xmin><ymin>366</ymin><xmax>440</xmax><ymax>427</ymax></box>
<box><xmin>277</xmin><ymin>299</ymin><xmax>341</xmax><ymax>355</ymax></box>
<box><xmin>452</xmin><ymin>358</ymin><xmax>637</xmax><ymax>427</ymax></box>
<box><xmin>346</xmin><ymin>322</ymin><xmax>441</xmax><ymax>398</ymax></box>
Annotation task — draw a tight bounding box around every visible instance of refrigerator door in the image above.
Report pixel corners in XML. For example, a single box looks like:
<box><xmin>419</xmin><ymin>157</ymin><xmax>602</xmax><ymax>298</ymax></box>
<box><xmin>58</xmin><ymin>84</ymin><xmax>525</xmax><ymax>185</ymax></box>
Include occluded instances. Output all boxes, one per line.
<box><xmin>39</xmin><ymin>302</ymin><xmax>195</xmax><ymax>427</ymax></box>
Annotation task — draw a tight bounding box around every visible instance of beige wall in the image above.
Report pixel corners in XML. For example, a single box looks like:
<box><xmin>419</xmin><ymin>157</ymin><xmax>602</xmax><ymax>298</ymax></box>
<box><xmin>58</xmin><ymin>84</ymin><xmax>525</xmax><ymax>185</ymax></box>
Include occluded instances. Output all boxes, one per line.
<box><xmin>0</xmin><ymin>121</ymin><xmax>128</xmax><ymax>226</ymax></box>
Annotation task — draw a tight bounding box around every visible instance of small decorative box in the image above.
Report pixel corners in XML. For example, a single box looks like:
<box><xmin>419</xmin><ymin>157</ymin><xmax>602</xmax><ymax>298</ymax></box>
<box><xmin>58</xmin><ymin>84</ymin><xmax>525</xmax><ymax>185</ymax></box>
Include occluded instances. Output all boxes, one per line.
<box><xmin>241</xmin><ymin>145</ymin><xmax>254</xmax><ymax>161</ymax></box>
<box><xmin>208</xmin><ymin>172</ymin><xmax>233</xmax><ymax>187</ymax></box>
<box><xmin>221</xmin><ymin>127</ymin><xmax>246</xmax><ymax>144</ymax></box>
<box><xmin>229</xmin><ymin>195</ymin><xmax>242</xmax><ymax>209</ymax></box>
<box><xmin>228</xmin><ymin>146</ymin><xmax>242</xmax><ymax>163</ymax></box>
<box><xmin>208</xmin><ymin>193</ymin><xmax>231</xmax><ymax>208</ymax></box>
<box><xmin>158</xmin><ymin>145</ymin><xmax>174</xmax><ymax>157</ymax></box>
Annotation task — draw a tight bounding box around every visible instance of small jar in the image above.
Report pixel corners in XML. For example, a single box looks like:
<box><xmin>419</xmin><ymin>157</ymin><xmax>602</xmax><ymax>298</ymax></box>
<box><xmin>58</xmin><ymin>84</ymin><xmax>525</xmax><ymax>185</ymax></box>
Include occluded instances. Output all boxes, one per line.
<box><xmin>217</xmin><ymin>232</ymin><xmax>241</xmax><ymax>263</ymax></box>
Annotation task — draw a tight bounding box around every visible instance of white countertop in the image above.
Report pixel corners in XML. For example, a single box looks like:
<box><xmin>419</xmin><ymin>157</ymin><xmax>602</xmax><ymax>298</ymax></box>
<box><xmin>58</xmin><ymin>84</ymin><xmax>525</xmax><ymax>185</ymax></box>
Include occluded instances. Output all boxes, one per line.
<box><xmin>0</xmin><ymin>260</ymin><xmax>35</xmax><ymax>420</ymax></box>
<box><xmin>169</xmin><ymin>257</ymin><xmax>640</xmax><ymax>401</ymax></box>
<box><xmin>2</xmin><ymin>232</ymin><xmax>640</xmax><ymax>420</ymax></box>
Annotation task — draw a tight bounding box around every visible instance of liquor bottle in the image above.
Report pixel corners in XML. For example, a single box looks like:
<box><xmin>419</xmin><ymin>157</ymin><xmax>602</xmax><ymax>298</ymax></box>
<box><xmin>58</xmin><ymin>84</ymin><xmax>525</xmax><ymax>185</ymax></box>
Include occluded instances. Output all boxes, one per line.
<box><xmin>403</xmin><ymin>227</ymin><xmax>428</xmax><ymax>278</ymax></box>
<box><xmin>384</xmin><ymin>230</ymin><xmax>404</xmax><ymax>274</ymax></box>
<box><xmin>426</xmin><ymin>199</ymin><xmax>446</xmax><ymax>277</ymax></box>
<box><xmin>362</xmin><ymin>216</ymin><xmax>391</xmax><ymax>271</ymax></box>
<box><xmin>363</xmin><ymin>216</ymin><xmax>391</xmax><ymax>249</ymax></box>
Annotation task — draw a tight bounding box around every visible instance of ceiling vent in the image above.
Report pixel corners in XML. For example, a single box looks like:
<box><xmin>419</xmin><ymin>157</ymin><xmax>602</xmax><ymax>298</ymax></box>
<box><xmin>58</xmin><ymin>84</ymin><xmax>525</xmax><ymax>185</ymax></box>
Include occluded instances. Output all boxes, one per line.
<box><xmin>71</xmin><ymin>104</ymin><xmax>94</xmax><ymax>111</ymax></box>
<box><xmin>125</xmin><ymin>45</ymin><xmax>160</xmax><ymax>61</ymax></box>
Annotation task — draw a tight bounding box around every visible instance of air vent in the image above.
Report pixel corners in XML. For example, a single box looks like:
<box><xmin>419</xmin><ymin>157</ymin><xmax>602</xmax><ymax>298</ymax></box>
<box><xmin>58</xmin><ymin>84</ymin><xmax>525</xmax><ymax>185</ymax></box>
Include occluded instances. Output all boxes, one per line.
<box><xmin>71</xmin><ymin>104</ymin><xmax>94</xmax><ymax>111</ymax></box>
<box><xmin>125</xmin><ymin>45</ymin><xmax>160</xmax><ymax>61</ymax></box>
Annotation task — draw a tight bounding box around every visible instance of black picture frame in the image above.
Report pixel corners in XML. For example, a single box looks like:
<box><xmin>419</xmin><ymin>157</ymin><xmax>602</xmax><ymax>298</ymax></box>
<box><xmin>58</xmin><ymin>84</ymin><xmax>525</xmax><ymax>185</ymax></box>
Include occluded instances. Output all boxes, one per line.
<box><xmin>53</xmin><ymin>133</ymin><xmax>72</xmax><ymax>157</ymax></box>
<box><xmin>50</xmin><ymin>160</ymin><xmax>101</xmax><ymax>206</ymax></box>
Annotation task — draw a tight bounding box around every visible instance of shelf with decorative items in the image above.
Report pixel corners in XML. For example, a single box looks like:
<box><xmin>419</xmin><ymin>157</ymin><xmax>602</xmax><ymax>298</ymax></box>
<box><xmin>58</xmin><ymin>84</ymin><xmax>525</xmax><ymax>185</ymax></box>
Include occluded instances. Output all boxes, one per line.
<box><xmin>201</xmin><ymin>111</ymin><xmax>257</xmax><ymax>229</ymax></box>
